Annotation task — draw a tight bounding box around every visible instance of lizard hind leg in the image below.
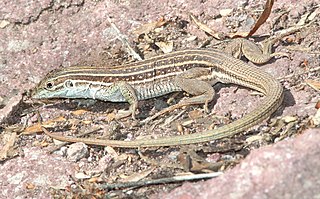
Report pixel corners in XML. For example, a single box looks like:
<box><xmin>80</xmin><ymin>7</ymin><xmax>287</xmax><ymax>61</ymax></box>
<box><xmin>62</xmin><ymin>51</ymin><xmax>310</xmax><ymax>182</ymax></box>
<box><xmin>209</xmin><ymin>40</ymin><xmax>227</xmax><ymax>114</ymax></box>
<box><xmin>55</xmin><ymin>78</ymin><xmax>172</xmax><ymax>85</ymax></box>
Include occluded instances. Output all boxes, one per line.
<box><xmin>141</xmin><ymin>68</ymin><xmax>216</xmax><ymax>124</ymax></box>
<box><xmin>174</xmin><ymin>70</ymin><xmax>216</xmax><ymax>113</ymax></box>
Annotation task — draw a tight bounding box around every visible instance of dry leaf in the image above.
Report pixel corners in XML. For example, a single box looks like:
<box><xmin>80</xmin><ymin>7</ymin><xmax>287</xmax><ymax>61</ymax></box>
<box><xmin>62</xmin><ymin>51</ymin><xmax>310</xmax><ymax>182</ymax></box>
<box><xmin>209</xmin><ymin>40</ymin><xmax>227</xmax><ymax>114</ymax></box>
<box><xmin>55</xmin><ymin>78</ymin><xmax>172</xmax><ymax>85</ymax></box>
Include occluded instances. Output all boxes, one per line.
<box><xmin>246</xmin><ymin>135</ymin><xmax>264</xmax><ymax>144</ymax></box>
<box><xmin>105</xmin><ymin>146</ymin><xmax>119</xmax><ymax>159</ymax></box>
<box><xmin>301</xmin><ymin>59</ymin><xmax>309</xmax><ymax>67</ymax></box>
<box><xmin>246</xmin><ymin>0</ymin><xmax>274</xmax><ymax>37</ymax></box>
<box><xmin>282</xmin><ymin>116</ymin><xmax>298</xmax><ymax>123</ymax></box>
<box><xmin>179</xmin><ymin>149</ymin><xmax>222</xmax><ymax>172</ymax></box>
<box><xmin>25</xmin><ymin>182</ymin><xmax>36</xmax><ymax>190</ymax></box>
<box><xmin>186</xmin><ymin>35</ymin><xmax>197</xmax><ymax>41</ymax></box>
<box><xmin>191</xmin><ymin>0</ymin><xmax>274</xmax><ymax>39</ymax></box>
<box><xmin>75</xmin><ymin>172</ymin><xmax>91</xmax><ymax>180</ymax></box>
<box><xmin>305</xmin><ymin>79</ymin><xmax>320</xmax><ymax>91</ymax></box>
<box><xmin>0</xmin><ymin>20</ymin><xmax>10</xmax><ymax>28</ymax></box>
<box><xmin>177</xmin><ymin>152</ymin><xmax>192</xmax><ymax>171</ymax></box>
<box><xmin>120</xmin><ymin>167</ymin><xmax>155</xmax><ymax>182</ymax></box>
<box><xmin>88</xmin><ymin>176</ymin><xmax>102</xmax><ymax>183</ymax></box>
<box><xmin>312</xmin><ymin>108</ymin><xmax>320</xmax><ymax>126</ymax></box>
<box><xmin>219</xmin><ymin>8</ymin><xmax>233</xmax><ymax>17</ymax></box>
<box><xmin>155</xmin><ymin>41</ymin><xmax>173</xmax><ymax>53</ymax></box>
<box><xmin>106</xmin><ymin>112</ymin><xmax>116</xmax><ymax>122</ymax></box>
<box><xmin>189</xmin><ymin>14</ymin><xmax>225</xmax><ymax>40</ymax></box>
<box><xmin>297</xmin><ymin>7</ymin><xmax>320</xmax><ymax>26</ymax></box>
<box><xmin>177</xmin><ymin>123</ymin><xmax>184</xmax><ymax>133</ymax></box>
<box><xmin>230</xmin><ymin>0</ymin><xmax>274</xmax><ymax>37</ymax></box>
<box><xmin>0</xmin><ymin>132</ymin><xmax>17</xmax><ymax>161</ymax></box>
<box><xmin>308</xmin><ymin>7</ymin><xmax>320</xmax><ymax>21</ymax></box>
<box><xmin>133</xmin><ymin>19</ymin><xmax>168</xmax><ymax>36</ymax></box>
<box><xmin>23</xmin><ymin>124</ymin><xmax>42</xmax><ymax>134</ymax></box>
<box><xmin>188</xmin><ymin>109</ymin><xmax>203</xmax><ymax>120</ymax></box>
<box><xmin>297</xmin><ymin>11</ymin><xmax>311</xmax><ymax>26</ymax></box>
<box><xmin>40</xmin><ymin>141</ymin><xmax>49</xmax><ymax>147</ymax></box>
<box><xmin>22</xmin><ymin>116</ymin><xmax>67</xmax><ymax>135</ymax></box>
<box><xmin>82</xmin><ymin>120</ymin><xmax>92</xmax><ymax>125</ymax></box>
<box><xmin>181</xmin><ymin>119</ymin><xmax>194</xmax><ymax>126</ymax></box>
<box><xmin>71</xmin><ymin>109</ymin><xmax>87</xmax><ymax>116</ymax></box>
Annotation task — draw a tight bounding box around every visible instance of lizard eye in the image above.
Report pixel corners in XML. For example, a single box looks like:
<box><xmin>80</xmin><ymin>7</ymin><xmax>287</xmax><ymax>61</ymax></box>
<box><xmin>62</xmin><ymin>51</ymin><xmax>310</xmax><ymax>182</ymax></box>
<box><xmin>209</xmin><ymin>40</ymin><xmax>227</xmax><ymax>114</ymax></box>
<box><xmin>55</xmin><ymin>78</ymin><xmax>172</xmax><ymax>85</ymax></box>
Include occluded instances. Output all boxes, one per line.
<box><xmin>64</xmin><ymin>80</ymin><xmax>74</xmax><ymax>88</ymax></box>
<box><xmin>46</xmin><ymin>81</ymin><xmax>54</xmax><ymax>89</ymax></box>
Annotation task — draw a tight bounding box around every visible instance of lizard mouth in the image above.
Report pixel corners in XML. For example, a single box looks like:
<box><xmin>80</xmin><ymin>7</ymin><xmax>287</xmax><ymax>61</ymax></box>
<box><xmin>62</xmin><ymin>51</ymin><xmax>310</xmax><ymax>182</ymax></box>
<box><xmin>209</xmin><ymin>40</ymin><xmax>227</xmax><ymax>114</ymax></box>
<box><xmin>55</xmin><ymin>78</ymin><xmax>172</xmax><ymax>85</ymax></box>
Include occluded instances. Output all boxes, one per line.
<box><xmin>32</xmin><ymin>97</ymin><xmax>57</xmax><ymax>104</ymax></box>
<box><xmin>30</xmin><ymin>88</ymin><xmax>45</xmax><ymax>99</ymax></box>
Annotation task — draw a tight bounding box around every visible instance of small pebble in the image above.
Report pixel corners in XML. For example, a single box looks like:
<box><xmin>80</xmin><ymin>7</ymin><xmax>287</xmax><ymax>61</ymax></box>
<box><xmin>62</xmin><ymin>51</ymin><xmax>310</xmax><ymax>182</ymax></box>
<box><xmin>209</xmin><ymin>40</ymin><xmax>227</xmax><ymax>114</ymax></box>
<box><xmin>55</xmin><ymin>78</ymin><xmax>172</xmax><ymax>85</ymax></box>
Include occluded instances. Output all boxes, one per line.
<box><xmin>67</xmin><ymin>142</ymin><xmax>89</xmax><ymax>162</ymax></box>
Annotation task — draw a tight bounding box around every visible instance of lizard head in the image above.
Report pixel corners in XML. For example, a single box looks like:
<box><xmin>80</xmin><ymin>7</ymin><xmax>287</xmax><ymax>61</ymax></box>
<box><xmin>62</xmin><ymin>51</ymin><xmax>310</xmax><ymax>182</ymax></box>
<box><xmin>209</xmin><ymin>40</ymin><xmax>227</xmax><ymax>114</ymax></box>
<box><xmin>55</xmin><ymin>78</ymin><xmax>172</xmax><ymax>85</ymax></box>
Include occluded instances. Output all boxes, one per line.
<box><xmin>31</xmin><ymin>67</ymin><xmax>77</xmax><ymax>101</ymax></box>
<box><xmin>31</xmin><ymin>66</ymin><xmax>114</xmax><ymax>101</ymax></box>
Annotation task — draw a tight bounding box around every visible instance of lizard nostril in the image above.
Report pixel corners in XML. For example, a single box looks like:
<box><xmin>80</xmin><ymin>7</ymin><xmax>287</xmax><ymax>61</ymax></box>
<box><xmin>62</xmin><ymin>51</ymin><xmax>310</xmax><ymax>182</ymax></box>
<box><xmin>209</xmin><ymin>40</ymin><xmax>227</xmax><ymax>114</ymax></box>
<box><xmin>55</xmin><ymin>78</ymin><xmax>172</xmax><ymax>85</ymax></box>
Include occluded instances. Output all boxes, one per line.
<box><xmin>64</xmin><ymin>80</ymin><xmax>74</xmax><ymax>88</ymax></box>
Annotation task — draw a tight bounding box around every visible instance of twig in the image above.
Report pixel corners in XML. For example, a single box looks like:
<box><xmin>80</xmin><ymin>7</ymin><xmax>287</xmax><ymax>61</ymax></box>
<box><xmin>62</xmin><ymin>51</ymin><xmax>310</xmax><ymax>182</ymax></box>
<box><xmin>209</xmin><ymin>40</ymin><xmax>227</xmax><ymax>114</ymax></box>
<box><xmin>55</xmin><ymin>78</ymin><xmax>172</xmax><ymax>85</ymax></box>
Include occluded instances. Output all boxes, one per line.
<box><xmin>106</xmin><ymin>16</ymin><xmax>142</xmax><ymax>61</ymax></box>
<box><xmin>278</xmin><ymin>66</ymin><xmax>320</xmax><ymax>81</ymax></box>
<box><xmin>138</xmin><ymin>149</ymin><xmax>184</xmax><ymax>170</ymax></box>
<box><xmin>100</xmin><ymin>172</ymin><xmax>223</xmax><ymax>190</ymax></box>
<box><xmin>46</xmin><ymin>127</ymin><xmax>102</xmax><ymax>153</ymax></box>
<box><xmin>189</xmin><ymin>13</ymin><xmax>224</xmax><ymax>40</ymax></box>
<box><xmin>162</xmin><ymin>110</ymin><xmax>186</xmax><ymax>127</ymax></box>
<box><xmin>141</xmin><ymin>103</ymin><xmax>190</xmax><ymax>124</ymax></box>
<box><xmin>285</xmin><ymin>46</ymin><xmax>320</xmax><ymax>54</ymax></box>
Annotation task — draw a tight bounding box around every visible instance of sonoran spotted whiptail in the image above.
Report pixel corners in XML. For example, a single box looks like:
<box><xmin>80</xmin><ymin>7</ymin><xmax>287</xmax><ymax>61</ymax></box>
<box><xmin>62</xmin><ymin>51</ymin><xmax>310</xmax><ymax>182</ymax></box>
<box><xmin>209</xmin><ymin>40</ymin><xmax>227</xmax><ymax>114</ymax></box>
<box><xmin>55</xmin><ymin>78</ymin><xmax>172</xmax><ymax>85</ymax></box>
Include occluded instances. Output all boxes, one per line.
<box><xmin>32</xmin><ymin>39</ymin><xmax>284</xmax><ymax>148</ymax></box>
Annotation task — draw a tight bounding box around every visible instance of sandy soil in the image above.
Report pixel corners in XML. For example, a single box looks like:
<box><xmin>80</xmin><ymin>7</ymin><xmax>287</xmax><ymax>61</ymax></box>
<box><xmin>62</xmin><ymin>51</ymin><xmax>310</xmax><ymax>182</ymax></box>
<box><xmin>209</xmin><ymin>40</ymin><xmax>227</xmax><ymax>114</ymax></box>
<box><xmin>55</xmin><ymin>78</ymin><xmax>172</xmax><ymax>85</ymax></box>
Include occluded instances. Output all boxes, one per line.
<box><xmin>0</xmin><ymin>0</ymin><xmax>319</xmax><ymax>198</ymax></box>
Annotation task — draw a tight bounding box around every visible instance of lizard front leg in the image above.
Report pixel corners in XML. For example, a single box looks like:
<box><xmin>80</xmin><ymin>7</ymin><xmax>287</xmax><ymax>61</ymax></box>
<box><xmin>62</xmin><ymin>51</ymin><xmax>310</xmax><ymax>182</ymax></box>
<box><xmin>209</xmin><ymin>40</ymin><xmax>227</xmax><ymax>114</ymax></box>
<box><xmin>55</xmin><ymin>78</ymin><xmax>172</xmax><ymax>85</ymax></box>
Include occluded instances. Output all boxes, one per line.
<box><xmin>103</xmin><ymin>81</ymin><xmax>138</xmax><ymax>120</ymax></box>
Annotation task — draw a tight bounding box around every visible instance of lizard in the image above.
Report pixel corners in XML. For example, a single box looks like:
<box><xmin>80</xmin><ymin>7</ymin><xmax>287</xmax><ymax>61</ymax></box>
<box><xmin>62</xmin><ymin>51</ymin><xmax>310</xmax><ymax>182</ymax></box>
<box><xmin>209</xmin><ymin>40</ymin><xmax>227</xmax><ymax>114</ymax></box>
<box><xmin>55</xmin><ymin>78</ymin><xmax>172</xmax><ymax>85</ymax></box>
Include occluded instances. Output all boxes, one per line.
<box><xmin>31</xmin><ymin>41</ymin><xmax>284</xmax><ymax>148</ymax></box>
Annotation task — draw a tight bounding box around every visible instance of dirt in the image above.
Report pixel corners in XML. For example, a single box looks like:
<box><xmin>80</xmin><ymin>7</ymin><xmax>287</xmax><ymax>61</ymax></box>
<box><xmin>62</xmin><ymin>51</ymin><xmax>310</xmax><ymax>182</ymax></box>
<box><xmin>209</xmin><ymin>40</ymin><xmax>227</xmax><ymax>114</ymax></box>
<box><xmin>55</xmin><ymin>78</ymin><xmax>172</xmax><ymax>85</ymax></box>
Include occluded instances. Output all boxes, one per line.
<box><xmin>0</xmin><ymin>0</ymin><xmax>319</xmax><ymax>198</ymax></box>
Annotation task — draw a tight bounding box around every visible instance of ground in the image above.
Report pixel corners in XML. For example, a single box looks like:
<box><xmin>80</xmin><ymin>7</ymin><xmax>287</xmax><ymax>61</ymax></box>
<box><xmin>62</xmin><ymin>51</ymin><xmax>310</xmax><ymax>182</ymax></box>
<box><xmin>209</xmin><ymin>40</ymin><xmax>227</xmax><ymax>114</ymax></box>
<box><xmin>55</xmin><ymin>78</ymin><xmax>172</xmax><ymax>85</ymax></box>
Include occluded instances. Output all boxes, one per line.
<box><xmin>0</xmin><ymin>0</ymin><xmax>319</xmax><ymax>198</ymax></box>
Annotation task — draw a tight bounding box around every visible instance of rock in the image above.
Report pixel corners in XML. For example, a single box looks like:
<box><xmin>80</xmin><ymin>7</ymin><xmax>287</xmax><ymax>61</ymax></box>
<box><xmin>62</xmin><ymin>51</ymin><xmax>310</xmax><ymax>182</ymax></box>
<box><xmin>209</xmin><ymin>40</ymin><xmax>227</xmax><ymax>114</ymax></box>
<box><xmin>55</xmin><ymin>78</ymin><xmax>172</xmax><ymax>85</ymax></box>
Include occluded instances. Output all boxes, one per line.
<box><xmin>67</xmin><ymin>142</ymin><xmax>89</xmax><ymax>162</ymax></box>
